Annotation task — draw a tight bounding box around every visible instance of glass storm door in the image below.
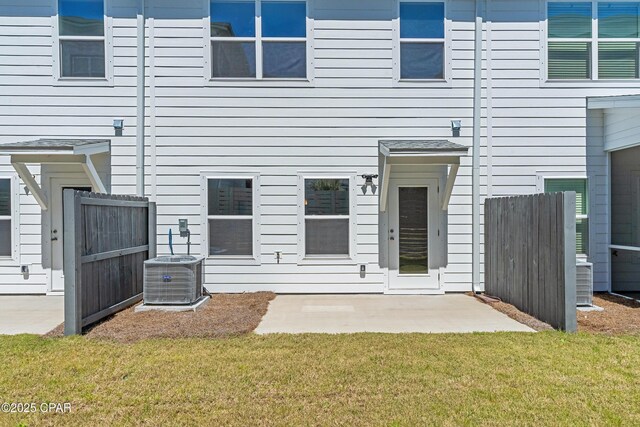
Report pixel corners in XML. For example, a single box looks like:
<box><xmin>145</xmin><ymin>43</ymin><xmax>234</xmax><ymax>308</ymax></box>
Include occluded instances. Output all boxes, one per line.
<box><xmin>388</xmin><ymin>179</ymin><xmax>440</xmax><ymax>291</ymax></box>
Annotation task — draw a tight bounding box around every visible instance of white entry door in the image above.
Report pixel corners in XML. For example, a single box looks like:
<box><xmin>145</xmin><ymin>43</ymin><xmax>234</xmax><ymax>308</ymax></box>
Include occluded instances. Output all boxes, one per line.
<box><xmin>388</xmin><ymin>179</ymin><xmax>441</xmax><ymax>291</ymax></box>
<box><xmin>49</xmin><ymin>179</ymin><xmax>92</xmax><ymax>292</ymax></box>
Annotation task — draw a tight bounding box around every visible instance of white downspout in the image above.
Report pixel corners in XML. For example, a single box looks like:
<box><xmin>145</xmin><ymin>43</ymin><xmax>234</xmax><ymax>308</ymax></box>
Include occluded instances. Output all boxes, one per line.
<box><xmin>472</xmin><ymin>0</ymin><xmax>483</xmax><ymax>294</ymax></box>
<box><xmin>136</xmin><ymin>0</ymin><xmax>146</xmax><ymax>197</ymax></box>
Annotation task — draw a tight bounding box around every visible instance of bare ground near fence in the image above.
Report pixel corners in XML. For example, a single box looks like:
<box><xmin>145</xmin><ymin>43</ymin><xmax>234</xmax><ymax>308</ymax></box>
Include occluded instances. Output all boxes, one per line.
<box><xmin>48</xmin><ymin>292</ymin><xmax>275</xmax><ymax>343</ymax></box>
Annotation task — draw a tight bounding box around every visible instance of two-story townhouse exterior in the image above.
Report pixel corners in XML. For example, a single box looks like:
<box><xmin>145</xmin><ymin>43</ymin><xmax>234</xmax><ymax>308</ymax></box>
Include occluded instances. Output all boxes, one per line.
<box><xmin>1</xmin><ymin>0</ymin><xmax>640</xmax><ymax>296</ymax></box>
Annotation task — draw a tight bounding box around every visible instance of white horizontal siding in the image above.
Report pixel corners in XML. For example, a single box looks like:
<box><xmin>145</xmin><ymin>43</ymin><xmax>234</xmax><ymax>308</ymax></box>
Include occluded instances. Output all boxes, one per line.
<box><xmin>1</xmin><ymin>0</ymin><xmax>635</xmax><ymax>294</ymax></box>
<box><xmin>0</xmin><ymin>0</ymin><xmax>139</xmax><ymax>293</ymax></box>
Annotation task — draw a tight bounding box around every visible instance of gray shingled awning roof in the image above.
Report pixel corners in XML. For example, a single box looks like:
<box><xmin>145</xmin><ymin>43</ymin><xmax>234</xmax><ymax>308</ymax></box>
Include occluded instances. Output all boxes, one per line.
<box><xmin>379</xmin><ymin>140</ymin><xmax>468</xmax><ymax>155</ymax></box>
<box><xmin>0</xmin><ymin>139</ymin><xmax>111</xmax><ymax>210</ymax></box>
<box><xmin>0</xmin><ymin>139</ymin><xmax>110</xmax><ymax>155</ymax></box>
<box><xmin>379</xmin><ymin>140</ymin><xmax>468</xmax><ymax>213</ymax></box>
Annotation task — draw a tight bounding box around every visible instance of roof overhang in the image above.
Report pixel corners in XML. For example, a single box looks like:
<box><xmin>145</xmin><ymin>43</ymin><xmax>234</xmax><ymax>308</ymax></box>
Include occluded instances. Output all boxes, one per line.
<box><xmin>587</xmin><ymin>94</ymin><xmax>640</xmax><ymax>110</ymax></box>
<box><xmin>379</xmin><ymin>140</ymin><xmax>469</xmax><ymax>212</ymax></box>
<box><xmin>0</xmin><ymin>139</ymin><xmax>111</xmax><ymax>211</ymax></box>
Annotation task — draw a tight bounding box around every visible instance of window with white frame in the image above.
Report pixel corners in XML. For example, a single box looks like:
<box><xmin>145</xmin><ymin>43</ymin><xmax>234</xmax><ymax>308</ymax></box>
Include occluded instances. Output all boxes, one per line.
<box><xmin>544</xmin><ymin>178</ymin><xmax>589</xmax><ymax>255</ymax></box>
<box><xmin>210</xmin><ymin>0</ymin><xmax>307</xmax><ymax>79</ymax></box>
<box><xmin>207</xmin><ymin>178</ymin><xmax>256</xmax><ymax>257</ymax></box>
<box><xmin>398</xmin><ymin>1</ymin><xmax>446</xmax><ymax>79</ymax></box>
<box><xmin>547</xmin><ymin>1</ymin><xmax>640</xmax><ymax>80</ymax></box>
<box><xmin>302</xmin><ymin>178</ymin><xmax>351</xmax><ymax>257</ymax></box>
<box><xmin>0</xmin><ymin>179</ymin><xmax>12</xmax><ymax>257</ymax></box>
<box><xmin>57</xmin><ymin>0</ymin><xmax>107</xmax><ymax>78</ymax></box>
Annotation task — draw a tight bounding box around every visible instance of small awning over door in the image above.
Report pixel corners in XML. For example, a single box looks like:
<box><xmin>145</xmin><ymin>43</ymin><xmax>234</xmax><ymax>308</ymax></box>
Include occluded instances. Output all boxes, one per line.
<box><xmin>379</xmin><ymin>140</ymin><xmax>468</xmax><ymax>212</ymax></box>
<box><xmin>0</xmin><ymin>139</ymin><xmax>110</xmax><ymax>211</ymax></box>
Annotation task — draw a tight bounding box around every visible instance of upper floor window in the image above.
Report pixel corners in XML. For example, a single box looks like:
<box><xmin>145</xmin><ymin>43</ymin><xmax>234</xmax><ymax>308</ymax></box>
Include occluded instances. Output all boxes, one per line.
<box><xmin>547</xmin><ymin>1</ymin><xmax>640</xmax><ymax>80</ymax></box>
<box><xmin>210</xmin><ymin>0</ymin><xmax>307</xmax><ymax>79</ymax></box>
<box><xmin>57</xmin><ymin>0</ymin><xmax>106</xmax><ymax>78</ymax></box>
<box><xmin>398</xmin><ymin>1</ymin><xmax>445</xmax><ymax>80</ymax></box>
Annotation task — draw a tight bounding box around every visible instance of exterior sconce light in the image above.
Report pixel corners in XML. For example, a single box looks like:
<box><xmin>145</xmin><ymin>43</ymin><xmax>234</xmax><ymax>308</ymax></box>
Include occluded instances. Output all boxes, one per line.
<box><xmin>113</xmin><ymin>118</ymin><xmax>124</xmax><ymax>136</ymax></box>
<box><xmin>451</xmin><ymin>120</ymin><xmax>462</xmax><ymax>137</ymax></box>
<box><xmin>361</xmin><ymin>174</ymin><xmax>379</xmax><ymax>195</ymax></box>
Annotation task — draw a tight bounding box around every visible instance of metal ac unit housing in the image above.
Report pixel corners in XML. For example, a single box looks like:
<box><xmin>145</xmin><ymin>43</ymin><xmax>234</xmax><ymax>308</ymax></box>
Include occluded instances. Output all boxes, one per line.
<box><xmin>576</xmin><ymin>260</ymin><xmax>593</xmax><ymax>306</ymax></box>
<box><xmin>143</xmin><ymin>256</ymin><xmax>204</xmax><ymax>305</ymax></box>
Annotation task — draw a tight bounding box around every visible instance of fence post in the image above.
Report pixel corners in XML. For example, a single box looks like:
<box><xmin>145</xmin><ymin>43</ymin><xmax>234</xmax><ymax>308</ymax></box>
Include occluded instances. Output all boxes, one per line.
<box><xmin>63</xmin><ymin>189</ymin><xmax>82</xmax><ymax>336</ymax></box>
<box><xmin>148</xmin><ymin>201</ymin><xmax>157</xmax><ymax>259</ymax></box>
<box><xmin>563</xmin><ymin>191</ymin><xmax>578</xmax><ymax>332</ymax></box>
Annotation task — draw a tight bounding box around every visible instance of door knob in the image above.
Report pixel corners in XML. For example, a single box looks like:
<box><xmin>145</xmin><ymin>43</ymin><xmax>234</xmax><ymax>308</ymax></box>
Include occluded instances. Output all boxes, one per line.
<box><xmin>390</xmin><ymin>236</ymin><xmax>395</xmax><ymax>241</ymax></box>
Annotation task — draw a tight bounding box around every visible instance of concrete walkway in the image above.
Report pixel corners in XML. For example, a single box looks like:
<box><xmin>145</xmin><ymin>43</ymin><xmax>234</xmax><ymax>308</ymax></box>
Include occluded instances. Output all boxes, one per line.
<box><xmin>256</xmin><ymin>294</ymin><xmax>534</xmax><ymax>334</ymax></box>
<box><xmin>0</xmin><ymin>296</ymin><xmax>64</xmax><ymax>335</ymax></box>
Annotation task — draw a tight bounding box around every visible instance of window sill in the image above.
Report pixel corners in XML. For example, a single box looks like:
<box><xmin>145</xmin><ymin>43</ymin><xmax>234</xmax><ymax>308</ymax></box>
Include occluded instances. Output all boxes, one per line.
<box><xmin>54</xmin><ymin>77</ymin><xmax>114</xmax><ymax>87</ymax></box>
<box><xmin>394</xmin><ymin>78</ymin><xmax>452</xmax><ymax>88</ymax></box>
<box><xmin>297</xmin><ymin>255</ymin><xmax>356</xmax><ymax>266</ymax></box>
<box><xmin>541</xmin><ymin>79</ymin><xmax>640</xmax><ymax>88</ymax></box>
<box><xmin>205</xmin><ymin>255</ymin><xmax>261</xmax><ymax>266</ymax></box>
<box><xmin>0</xmin><ymin>257</ymin><xmax>19</xmax><ymax>267</ymax></box>
<box><xmin>206</xmin><ymin>77</ymin><xmax>313</xmax><ymax>88</ymax></box>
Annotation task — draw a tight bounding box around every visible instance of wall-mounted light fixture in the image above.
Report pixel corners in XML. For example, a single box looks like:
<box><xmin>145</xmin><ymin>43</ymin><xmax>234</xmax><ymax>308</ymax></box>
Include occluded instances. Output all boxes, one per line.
<box><xmin>361</xmin><ymin>174</ymin><xmax>379</xmax><ymax>195</ymax></box>
<box><xmin>113</xmin><ymin>118</ymin><xmax>124</xmax><ymax>136</ymax></box>
<box><xmin>451</xmin><ymin>120</ymin><xmax>462</xmax><ymax>137</ymax></box>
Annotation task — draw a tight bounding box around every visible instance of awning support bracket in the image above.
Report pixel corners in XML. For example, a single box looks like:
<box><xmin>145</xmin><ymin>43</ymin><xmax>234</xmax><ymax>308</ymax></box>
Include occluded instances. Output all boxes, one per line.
<box><xmin>82</xmin><ymin>154</ymin><xmax>107</xmax><ymax>194</ymax></box>
<box><xmin>11</xmin><ymin>162</ymin><xmax>48</xmax><ymax>210</ymax></box>
<box><xmin>442</xmin><ymin>164</ymin><xmax>460</xmax><ymax>211</ymax></box>
<box><xmin>380</xmin><ymin>157</ymin><xmax>391</xmax><ymax>212</ymax></box>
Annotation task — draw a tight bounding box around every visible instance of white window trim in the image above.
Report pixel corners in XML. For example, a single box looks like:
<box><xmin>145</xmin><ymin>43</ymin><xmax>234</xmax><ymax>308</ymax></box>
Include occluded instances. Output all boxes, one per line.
<box><xmin>297</xmin><ymin>172</ymin><xmax>357</xmax><ymax>265</ymax></box>
<box><xmin>392</xmin><ymin>0</ymin><xmax>452</xmax><ymax>87</ymax></box>
<box><xmin>540</xmin><ymin>0</ymin><xmax>640</xmax><ymax>87</ymax></box>
<box><xmin>52</xmin><ymin>0</ymin><xmax>114</xmax><ymax>86</ymax></box>
<box><xmin>536</xmin><ymin>172</ymin><xmax>590</xmax><ymax>258</ymax></box>
<box><xmin>204</xmin><ymin>0</ymin><xmax>315</xmax><ymax>86</ymax></box>
<box><xmin>0</xmin><ymin>174</ymin><xmax>20</xmax><ymax>265</ymax></box>
<box><xmin>200</xmin><ymin>172</ymin><xmax>261</xmax><ymax>265</ymax></box>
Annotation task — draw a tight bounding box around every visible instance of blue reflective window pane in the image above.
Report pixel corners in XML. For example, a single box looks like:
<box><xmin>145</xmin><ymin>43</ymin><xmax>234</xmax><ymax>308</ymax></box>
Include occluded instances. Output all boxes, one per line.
<box><xmin>212</xmin><ymin>41</ymin><xmax>256</xmax><ymax>77</ymax></box>
<box><xmin>59</xmin><ymin>0</ymin><xmax>104</xmax><ymax>36</ymax></box>
<box><xmin>400</xmin><ymin>2</ymin><xmax>444</xmax><ymax>39</ymax></box>
<box><xmin>262</xmin><ymin>1</ymin><xmax>306</xmax><ymax>37</ymax></box>
<box><xmin>547</xmin><ymin>2</ymin><xmax>592</xmax><ymax>38</ymax></box>
<box><xmin>599</xmin><ymin>2</ymin><xmax>640</xmax><ymax>38</ymax></box>
<box><xmin>263</xmin><ymin>41</ymin><xmax>306</xmax><ymax>77</ymax></box>
<box><xmin>211</xmin><ymin>0</ymin><xmax>255</xmax><ymax>37</ymax></box>
<box><xmin>400</xmin><ymin>42</ymin><xmax>444</xmax><ymax>79</ymax></box>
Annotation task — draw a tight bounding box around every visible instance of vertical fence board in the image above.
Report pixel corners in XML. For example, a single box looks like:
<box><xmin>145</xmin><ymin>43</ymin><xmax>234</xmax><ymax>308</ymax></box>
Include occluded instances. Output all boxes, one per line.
<box><xmin>484</xmin><ymin>192</ymin><xmax>577</xmax><ymax>332</ymax></box>
<box><xmin>63</xmin><ymin>191</ymin><xmax>157</xmax><ymax>335</ymax></box>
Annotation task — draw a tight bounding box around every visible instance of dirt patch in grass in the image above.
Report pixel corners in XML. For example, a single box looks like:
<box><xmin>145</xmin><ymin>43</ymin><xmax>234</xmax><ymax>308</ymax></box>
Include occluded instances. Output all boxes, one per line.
<box><xmin>578</xmin><ymin>293</ymin><xmax>640</xmax><ymax>334</ymax></box>
<box><xmin>470</xmin><ymin>293</ymin><xmax>553</xmax><ymax>331</ymax></box>
<box><xmin>474</xmin><ymin>292</ymin><xmax>640</xmax><ymax>334</ymax></box>
<box><xmin>46</xmin><ymin>292</ymin><xmax>275</xmax><ymax>343</ymax></box>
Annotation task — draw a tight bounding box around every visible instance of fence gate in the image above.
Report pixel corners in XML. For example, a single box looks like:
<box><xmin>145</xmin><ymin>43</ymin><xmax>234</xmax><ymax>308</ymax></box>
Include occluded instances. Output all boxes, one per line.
<box><xmin>484</xmin><ymin>192</ymin><xmax>577</xmax><ymax>332</ymax></box>
<box><xmin>63</xmin><ymin>190</ymin><xmax>156</xmax><ymax>335</ymax></box>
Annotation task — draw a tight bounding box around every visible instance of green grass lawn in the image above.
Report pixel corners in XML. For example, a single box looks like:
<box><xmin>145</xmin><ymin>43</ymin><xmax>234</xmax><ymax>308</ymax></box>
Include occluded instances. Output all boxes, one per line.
<box><xmin>1</xmin><ymin>332</ymin><xmax>639</xmax><ymax>426</ymax></box>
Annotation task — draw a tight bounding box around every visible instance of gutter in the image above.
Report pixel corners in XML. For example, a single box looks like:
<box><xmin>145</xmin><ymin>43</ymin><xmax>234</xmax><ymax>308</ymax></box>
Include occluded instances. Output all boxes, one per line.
<box><xmin>472</xmin><ymin>0</ymin><xmax>484</xmax><ymax>294</ymax></box>
<box><xmin>136</xmin><ymin>0</ymin><xmax>146</xmax><ymax>197</ymax></box>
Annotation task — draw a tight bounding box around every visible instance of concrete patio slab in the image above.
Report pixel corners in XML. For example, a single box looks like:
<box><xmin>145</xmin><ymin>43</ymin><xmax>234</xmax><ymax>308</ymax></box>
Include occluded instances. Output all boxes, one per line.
<box><xmin>0</xmin><ymin>296</ymin><xmax>64</xmax><ymax>335</ymax></box>
<box><xmin>255</xmin><ymin>294</ymin><xmax>535</xmax><ymax>334</ymax></box>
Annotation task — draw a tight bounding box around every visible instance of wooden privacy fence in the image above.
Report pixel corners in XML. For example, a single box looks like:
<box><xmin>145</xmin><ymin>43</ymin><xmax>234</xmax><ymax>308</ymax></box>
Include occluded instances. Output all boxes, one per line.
<box><xmin>484</xmin><ymin>192</ymin><xmax>577</xmax><ymax>332</ymax></box>
<box><xmin>63</xmin><ymin>190</ymin><xmax>157</xmax><ymax>335</ymax></box>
